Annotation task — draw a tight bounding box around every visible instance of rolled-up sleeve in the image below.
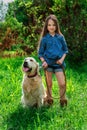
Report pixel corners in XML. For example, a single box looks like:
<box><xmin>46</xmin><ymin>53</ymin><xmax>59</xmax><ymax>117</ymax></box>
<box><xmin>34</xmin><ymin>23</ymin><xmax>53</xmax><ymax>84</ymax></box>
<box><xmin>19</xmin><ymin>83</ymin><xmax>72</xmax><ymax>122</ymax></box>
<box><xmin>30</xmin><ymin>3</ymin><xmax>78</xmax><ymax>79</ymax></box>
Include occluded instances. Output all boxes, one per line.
<box><xmin>38</xmin><ymin>38</ymin><xmax>46</xmax><ymax>58</ymax></box>
<box><xmin>61</xmin><ymin>36</ymin><xmax>68</xmax><ymax>54</ymax></box>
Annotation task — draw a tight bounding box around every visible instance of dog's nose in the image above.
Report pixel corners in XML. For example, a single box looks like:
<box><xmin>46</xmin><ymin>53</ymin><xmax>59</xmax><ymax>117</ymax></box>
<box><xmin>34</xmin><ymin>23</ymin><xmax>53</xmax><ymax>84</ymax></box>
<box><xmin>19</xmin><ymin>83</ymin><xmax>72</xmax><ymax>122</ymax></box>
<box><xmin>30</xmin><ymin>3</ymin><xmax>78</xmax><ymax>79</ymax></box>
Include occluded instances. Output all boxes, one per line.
<box><xmin>23</xmin><ymin>61</ymin><xmax>28</xmax><ymax>67</ymax></box>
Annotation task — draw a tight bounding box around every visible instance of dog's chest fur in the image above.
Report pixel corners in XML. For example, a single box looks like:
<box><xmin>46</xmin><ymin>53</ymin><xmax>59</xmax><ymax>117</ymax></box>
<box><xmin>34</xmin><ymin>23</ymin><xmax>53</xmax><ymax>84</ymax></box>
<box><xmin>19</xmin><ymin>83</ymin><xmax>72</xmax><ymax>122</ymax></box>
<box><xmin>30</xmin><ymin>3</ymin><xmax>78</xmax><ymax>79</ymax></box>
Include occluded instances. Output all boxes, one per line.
<box><xmin>22</xmin><ymin>75</ymin><xmax>42</xmax><ymax>93</ymax></box>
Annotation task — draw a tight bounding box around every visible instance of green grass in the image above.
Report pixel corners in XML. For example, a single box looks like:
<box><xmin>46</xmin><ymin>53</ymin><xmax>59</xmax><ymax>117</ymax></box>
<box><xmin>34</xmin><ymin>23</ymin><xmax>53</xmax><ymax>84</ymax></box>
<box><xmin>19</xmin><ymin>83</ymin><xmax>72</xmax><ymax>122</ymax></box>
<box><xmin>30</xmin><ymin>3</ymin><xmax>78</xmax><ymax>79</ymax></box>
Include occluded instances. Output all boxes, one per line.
<box><xmin>0</xmin><ymin>56</ymin><xmax>87</xmax><ymax>130</ymax></box>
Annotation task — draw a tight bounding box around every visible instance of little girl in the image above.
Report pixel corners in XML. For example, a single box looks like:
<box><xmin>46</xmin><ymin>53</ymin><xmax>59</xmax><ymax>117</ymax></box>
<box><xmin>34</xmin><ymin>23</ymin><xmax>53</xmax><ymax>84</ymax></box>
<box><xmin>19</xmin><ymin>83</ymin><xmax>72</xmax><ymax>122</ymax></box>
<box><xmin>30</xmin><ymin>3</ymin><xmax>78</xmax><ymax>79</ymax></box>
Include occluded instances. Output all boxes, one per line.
<box><xmin>38</xmin><ymin>14</ymin><xmax>68</xmax><ymax>107</ymax></box>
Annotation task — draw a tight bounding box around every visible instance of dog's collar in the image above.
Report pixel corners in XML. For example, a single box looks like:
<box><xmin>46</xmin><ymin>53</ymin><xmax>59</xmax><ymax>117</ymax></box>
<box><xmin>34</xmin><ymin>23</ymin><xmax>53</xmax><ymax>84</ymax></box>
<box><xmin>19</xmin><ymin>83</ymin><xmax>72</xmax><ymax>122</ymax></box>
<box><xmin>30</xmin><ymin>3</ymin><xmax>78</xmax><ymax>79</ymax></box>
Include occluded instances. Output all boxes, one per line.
<box><xmin>27</xmin><ymin>71</ymin><xmax>37</xmax><ymax>78</ymax></box>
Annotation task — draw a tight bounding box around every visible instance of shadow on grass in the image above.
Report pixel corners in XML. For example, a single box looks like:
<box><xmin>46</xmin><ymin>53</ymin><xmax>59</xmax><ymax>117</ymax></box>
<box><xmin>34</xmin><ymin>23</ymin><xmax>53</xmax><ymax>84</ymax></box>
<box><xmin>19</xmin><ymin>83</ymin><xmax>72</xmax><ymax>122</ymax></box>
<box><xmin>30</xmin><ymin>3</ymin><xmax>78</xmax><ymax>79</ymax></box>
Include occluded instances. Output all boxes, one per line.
<box><xmin>6</xmin><ymin>104</ymin><xmax>53</xmax><ymax>130</ymax></box>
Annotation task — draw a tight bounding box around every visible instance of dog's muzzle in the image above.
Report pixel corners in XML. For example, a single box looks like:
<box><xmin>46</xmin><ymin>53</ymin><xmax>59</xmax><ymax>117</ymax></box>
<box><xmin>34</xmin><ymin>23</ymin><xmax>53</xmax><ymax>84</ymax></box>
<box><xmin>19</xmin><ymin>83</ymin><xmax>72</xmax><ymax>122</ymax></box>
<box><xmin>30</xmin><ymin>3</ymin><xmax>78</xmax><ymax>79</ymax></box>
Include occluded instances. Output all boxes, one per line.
<box><xmin>23</xmin><ymin>61</ymin><xmax>32</xmax><ymax>72</ymax></box>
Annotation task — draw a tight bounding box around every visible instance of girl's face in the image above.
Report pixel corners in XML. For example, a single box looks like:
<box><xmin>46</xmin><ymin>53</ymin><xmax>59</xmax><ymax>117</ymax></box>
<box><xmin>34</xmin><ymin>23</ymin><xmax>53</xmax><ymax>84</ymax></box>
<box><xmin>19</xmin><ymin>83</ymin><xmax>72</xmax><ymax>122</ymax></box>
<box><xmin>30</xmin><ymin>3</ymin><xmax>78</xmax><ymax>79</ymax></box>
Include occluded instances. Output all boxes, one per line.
<box><xmin>47</xmin><ymin>19</ymin><xmax>56</xmax><ymax>35</ymax></box>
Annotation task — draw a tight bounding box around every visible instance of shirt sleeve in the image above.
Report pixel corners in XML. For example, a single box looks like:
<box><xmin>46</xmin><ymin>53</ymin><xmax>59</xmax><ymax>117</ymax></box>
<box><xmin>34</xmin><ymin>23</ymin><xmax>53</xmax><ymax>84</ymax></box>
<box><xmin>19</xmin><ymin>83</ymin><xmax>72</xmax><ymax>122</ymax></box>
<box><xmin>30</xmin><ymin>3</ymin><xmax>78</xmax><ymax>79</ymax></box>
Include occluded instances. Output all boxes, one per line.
<box><xmin>38</xmin><ymin>38</ymin><xmax>46</xmax><ymax>58</ymax></box>
<box><xmin>61</xmin><ymin>36</ymin><xmax>68</xmax><ymax>54</ymax></box>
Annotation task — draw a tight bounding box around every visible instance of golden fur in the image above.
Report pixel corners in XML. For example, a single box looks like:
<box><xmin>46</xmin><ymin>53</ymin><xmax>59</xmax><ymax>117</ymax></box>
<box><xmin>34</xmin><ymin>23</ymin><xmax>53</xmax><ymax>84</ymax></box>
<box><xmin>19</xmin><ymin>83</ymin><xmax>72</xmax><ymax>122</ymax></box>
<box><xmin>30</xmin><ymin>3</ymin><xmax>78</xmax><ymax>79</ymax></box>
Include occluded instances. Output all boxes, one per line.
<box><xmin>21</xmin><ymin>57</ymin><xmax>46</xmax><ymax>107</ymax></box>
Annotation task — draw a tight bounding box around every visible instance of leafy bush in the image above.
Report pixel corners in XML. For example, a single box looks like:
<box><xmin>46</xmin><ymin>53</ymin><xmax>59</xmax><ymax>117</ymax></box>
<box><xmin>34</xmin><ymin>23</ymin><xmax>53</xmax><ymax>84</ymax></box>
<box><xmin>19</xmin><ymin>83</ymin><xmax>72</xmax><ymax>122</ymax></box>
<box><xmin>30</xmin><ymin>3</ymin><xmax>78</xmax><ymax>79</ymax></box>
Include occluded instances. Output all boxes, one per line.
<box><xmin>52</xmin><ymin>0</ymin><xmax>87</xmax><ymax>62</ymax></box>
<box><xmin>5</xmin><ymin>17</ymin><xmax>22</xmax><ymax>31</ymax></box>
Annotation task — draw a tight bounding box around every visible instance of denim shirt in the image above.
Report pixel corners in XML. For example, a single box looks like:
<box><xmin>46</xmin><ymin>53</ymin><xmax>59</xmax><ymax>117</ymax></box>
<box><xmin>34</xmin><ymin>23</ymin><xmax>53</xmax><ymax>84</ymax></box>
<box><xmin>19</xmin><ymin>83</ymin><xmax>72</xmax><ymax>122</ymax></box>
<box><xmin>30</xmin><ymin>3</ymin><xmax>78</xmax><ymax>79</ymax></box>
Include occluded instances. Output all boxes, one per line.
<box><xmin>38</xmin><ymin>33</ymin><xmax>68</xmax><ymax>67</ymax></box>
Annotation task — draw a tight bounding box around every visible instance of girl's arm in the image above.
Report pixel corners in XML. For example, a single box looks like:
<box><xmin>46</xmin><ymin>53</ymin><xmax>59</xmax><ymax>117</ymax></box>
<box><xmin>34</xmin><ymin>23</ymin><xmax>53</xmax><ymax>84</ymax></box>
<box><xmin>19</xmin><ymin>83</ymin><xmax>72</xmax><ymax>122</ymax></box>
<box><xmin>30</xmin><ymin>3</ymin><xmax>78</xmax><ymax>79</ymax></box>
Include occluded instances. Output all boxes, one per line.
<box><xmin>61</xmin><ymin>36</ymin><xmax>68</xmax><ymax>54</ymax></box>
<box><xmin>38</xmin><ymin>38</ymin><xmax>46</xmax><ymax>59</ymax></box>
<box><xmin>40</xmin><ymin>57</ymin><xmax>48</xmax><ymax>69</ymax></box>
<box><xmin>56</xmin><ymin>36</ymin><xmax>68</xmax><ymax>65</ymax></box>
<box><xmin>38</xmin><ymin>38</ymin><xmax>48</xmax><ymax>68</ymax></box>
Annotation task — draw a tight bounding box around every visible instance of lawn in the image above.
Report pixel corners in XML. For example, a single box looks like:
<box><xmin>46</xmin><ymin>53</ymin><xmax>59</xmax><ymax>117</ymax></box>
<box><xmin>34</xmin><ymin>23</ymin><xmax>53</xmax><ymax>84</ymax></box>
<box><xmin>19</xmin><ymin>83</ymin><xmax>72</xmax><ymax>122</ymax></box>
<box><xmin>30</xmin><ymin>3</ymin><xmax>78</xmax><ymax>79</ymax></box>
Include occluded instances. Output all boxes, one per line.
<box><xmin>0</xmin><ymin>56</ymin><xmax>87</xmax><ymax>130</ymax></box>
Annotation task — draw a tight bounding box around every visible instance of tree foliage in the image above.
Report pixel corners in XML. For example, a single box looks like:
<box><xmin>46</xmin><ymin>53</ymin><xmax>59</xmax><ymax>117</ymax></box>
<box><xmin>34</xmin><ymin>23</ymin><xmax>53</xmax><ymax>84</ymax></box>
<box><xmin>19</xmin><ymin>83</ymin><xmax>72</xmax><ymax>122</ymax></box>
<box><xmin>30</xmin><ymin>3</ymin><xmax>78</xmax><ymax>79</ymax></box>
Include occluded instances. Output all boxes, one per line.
<box><xmin>0</xmin><ymin>0</ymin><xmax>87</xmax><ymax>62</ymax></box>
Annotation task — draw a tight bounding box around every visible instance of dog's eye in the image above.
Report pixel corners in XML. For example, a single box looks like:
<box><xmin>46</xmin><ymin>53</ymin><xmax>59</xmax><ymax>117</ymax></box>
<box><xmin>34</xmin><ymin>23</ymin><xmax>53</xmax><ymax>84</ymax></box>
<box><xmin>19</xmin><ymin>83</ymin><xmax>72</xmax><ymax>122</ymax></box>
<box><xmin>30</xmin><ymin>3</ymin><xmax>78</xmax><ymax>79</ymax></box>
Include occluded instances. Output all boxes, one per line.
<box><xmin>30</xmin><ymin>59</ymin><xmax>33</xmax><ymax>62</ymax></box>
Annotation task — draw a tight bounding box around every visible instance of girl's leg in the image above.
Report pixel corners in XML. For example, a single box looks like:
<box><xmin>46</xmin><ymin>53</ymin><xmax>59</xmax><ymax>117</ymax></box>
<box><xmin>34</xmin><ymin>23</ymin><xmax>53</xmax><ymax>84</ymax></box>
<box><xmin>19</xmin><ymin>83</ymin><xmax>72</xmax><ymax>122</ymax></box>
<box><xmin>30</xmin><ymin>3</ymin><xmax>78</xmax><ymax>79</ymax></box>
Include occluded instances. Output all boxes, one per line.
<box><xmin>55</xmin><ymin>71</ymin><xmax>67</xmax><ymax>106</ymax></box>
<box><xmin>44</xmin><ymin>70</ymin><xmax>53</xmax><ymax>105</ymax></box>
<box><xmin>45</xmin><ymin>71</ymin><xmax>52</xmax><ymax>98</ymax></box>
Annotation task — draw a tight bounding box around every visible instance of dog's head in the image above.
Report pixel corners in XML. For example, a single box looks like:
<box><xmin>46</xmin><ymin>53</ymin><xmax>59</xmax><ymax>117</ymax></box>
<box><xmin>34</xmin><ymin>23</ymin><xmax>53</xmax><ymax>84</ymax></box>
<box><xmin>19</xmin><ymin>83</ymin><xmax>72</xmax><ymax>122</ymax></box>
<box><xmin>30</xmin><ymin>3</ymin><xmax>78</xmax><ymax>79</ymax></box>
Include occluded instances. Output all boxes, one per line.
<box><xmin>22</xmin><ymin>57</ymin><xmax>39</xmax><ymax>76</ymax></box>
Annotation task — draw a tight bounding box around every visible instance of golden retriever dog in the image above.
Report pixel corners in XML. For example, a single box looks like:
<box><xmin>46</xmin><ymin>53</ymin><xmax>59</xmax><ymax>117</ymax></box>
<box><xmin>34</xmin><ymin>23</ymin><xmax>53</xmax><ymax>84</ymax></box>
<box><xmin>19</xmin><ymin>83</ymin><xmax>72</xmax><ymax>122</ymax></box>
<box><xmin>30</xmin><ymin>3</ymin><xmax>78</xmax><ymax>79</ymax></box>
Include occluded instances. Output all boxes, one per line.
<box><xmin>21</xmin><ymin>57</ymin><xmax>46</xmax><ymax>108</ymax></box>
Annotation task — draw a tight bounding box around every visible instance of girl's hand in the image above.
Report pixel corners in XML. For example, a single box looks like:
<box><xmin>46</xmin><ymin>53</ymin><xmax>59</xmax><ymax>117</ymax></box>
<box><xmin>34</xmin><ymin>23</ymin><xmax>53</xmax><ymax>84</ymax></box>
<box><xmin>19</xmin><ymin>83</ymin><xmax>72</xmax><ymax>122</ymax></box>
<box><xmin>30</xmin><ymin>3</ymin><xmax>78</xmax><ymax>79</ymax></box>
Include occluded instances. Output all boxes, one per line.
<box><xmin>56</xmin><ymin>54</ymin><xmax>66</xmax><ymax>65</ymax></box>
<box><xmin>42</xmin><ymin>61</ymin><xmax>48</xmax><ymax>69</ymax></box>
<box><xmin>56</xmin><ymin>59</ymin><xmax>63</xmax><ymax>65</ymax></box>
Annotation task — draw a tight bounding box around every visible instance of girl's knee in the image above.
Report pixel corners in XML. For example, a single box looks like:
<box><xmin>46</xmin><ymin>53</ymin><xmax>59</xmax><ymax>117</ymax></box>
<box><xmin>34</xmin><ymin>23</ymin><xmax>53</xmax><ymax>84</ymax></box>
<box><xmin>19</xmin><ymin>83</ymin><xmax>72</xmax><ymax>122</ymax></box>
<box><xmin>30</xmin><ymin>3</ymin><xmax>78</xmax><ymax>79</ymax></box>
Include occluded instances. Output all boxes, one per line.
<box><xmin>59</xmin><ymin>83</ymin><xmax>66</xmax><ymax>88</ymax></box>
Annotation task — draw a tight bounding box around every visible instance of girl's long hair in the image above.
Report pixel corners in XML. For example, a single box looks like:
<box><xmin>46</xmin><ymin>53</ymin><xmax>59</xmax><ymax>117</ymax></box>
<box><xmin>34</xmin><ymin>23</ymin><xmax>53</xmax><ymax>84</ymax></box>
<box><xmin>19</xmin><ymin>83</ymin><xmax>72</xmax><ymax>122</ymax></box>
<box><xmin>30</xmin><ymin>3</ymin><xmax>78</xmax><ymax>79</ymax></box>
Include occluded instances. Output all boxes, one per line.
<box><xmin>38</xmin><ymin>14</ymin><xmax>62</xmax><ymax>49</ymax></box>
<box><xmin>42</xmin><ymin>14</ymin><xmax>62</xmax><ymax>37</ymax></box>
